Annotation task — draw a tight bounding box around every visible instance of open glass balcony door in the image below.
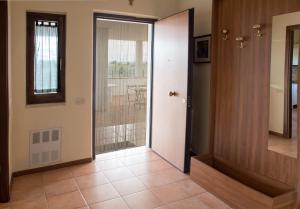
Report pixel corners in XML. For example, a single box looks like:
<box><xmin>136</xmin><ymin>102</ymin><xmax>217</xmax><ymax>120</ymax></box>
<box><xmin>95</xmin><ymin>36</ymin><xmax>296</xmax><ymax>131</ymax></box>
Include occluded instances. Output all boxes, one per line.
<box><xmin>94</xmin><ymin>18</ymin><xmax>152</xmax><ymax>154</ymax></box>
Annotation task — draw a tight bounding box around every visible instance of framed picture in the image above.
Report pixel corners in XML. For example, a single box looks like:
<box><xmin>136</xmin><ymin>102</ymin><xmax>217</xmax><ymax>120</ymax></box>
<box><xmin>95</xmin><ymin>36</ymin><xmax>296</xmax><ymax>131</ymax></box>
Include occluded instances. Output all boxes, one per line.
<box><xmin>194</xmin><ymin>35</ymin><xmax>211</xmax><ymax>63</ymax></box>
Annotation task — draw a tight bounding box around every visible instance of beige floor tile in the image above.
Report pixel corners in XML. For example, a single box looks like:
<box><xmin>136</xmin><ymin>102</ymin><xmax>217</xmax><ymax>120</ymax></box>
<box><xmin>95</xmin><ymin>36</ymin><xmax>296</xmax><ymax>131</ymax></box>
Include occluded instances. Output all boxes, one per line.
<box><xmin>95</xmin><ymin>159</ymin><xmax>124</xmax><ymax>171</ymax></box>
<box><xmin>9</xmin><ymin>197</ymin><xmax>48</xmax><ymax>209</ymax></box>
<box><xmin>103</xmin><ymin>168</ymin><xmax>134</xmax><ymax>182</ymax></box>
<box><xmin>151</xmin><ymin>179</ymin><xmax>205</xmax><ymax>205</ymax></box>
<box><xmin>44</xmin><ymin>179</ymin><xmax>78</xmax><ymax>198</ymax></box>
<box><xmin>81</xmin><ymin>184</ymin><xmax>120</xmax><ymax>205</ymax></box>
<box><xmin>90</xmin><ymin>198</ymin><xmax>129</xmax><ymax>209</ymax></box>
<box><xmin>10</xmin><ymin>187</ymin><xmax>45</xmax><ymax>203</ymax></box>
<box><xmin>124</xmin><ymin>147</ymin><xmax>151</xmax><ymax>156</ymax></box>
<box><xmin>76</xmin><ymin>172</ymin><xmax>109</xmax><ymax>189</ymax></box>
<box><xmin>121</xmin><ymin>152</ymin><xmax>160</xmax><ymax>166</ymax></box>
<box><xmin>70</xmin><ymin>162</ymin><xmax>102</xmax><ymax>177</ymax></box>
<box><xmin>127</xmin><ymin>159</ymin><xmax>173</xmax><ymax>176</ymax></box>
<box><xmin>96</xmin><ymin>152</ymin><xmax>117</xmax><ymax>161</ymax></box>
<box><xmin>112</xmin><ymin>177</ymin><xmax>146</xmax><ymax>196</ymax></box>
<box><xmin>12</xmin><ymin>173</ymin><xmax>43</xmax><ymax>192</ymax></box>
<box><xmin>137</xmin><ymin>173</ymin><xmax>175</xmax><ymax>188</ymax></box>
<box><xmin>155</xmin><ymin>168</ymin><xmax>189</xmax><ymax>181</ymax></box>
<box><xmin>126</xmin><ymin>163</ymin><xmax>150</xmax><ymax>176</ymax></box>
<box><xmin>47</xmin><ymin>191</ymin><xmax>87</xmax><ymax>209</ymax></box>
<box><xmin>42</xmin><ymin>168</ymin><xmax>73</xmax><ymax>184</ymax></box>
<box><xmin>197</xmin><ymin>193</ymin><xmax>231</xmax><ymax>209</ymax></box>
<box><xmin>151</xmin><ymin>182</ymin><xmax>190</xmax><ymax>204</ymax></box>
<box><xmin>154</xmin><ymin>195</ymin><xmax>210</xmax><ymax>209</ymax></box>
<box><xmin>121</xmin><ymin>155</ymin><xmax>149</xmax><ymax>166</ymax></box>
<box><xmin>175</xmin><ymin>179</ymin><xmax>206</xmax><ymax>196</ymax></box>
<box><xmin>114</xmin><ymin>150</ymin><xmax>127</xmax><ymax>158</ymax></box>
<box><xmin>123</xmin><ymin>190</ymin><xmax>162</xmax><ymax>209</ymax></box>
<box><xmin>148</xmin><ymin>160</ymin><xmax>173</xmax><ymax>172</ymax></box>
<box><xmin>147</xmin><ymin>152</ymin><xmax>162</xmax><ymax>161</ymax></box>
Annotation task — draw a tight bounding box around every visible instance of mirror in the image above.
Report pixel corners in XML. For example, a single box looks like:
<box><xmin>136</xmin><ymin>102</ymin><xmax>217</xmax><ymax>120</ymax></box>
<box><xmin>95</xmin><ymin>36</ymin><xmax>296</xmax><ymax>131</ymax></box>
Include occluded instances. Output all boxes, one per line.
<box><xmin>268</xmin><ymin>12</ymin><xmax>300</xmax><ymax>158</ymax></box>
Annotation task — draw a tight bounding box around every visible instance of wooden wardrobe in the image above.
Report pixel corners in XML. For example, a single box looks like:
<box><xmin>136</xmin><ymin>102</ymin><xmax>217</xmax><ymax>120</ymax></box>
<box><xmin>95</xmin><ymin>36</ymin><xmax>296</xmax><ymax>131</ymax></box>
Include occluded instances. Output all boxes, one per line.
<box><xmin>191</xmin><ymin>0</ymin><xmax>300</xmax><ymax>208</ymax></box>
<box><xmin>211</xmin><ymin>0</ymin><xmax>300</xmax><ymax>187</ymax></box>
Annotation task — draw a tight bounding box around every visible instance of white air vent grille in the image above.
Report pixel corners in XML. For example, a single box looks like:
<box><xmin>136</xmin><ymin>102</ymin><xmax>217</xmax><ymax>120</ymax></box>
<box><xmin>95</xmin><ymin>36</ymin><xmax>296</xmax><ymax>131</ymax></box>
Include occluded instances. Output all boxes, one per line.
<box><xmin>30</xmin><ymin>128</ymin><xmax>61</xmax><ymax>167</ymax></box>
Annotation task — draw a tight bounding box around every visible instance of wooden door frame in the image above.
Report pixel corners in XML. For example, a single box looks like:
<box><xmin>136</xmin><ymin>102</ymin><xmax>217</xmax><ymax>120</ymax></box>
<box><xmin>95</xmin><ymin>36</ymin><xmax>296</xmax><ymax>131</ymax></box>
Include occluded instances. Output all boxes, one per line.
<box><xmin>297</xmin><ymin>24</ymin><xmax>300</xmax><ymax>209</ymax></box>
<box><xmin>92</xmin><ymin>13</ymin><xmax>156</xmax><ymax>159</ymax></box>
<box><xmin>209</xmin><ymin>0</ymin><xmax>218</xmax><ymax>155</ymax></box>
<box><xmin>284</xmin><ymin>25</ymin><xmax>300</xmax><ymax>138</ymax></box>
<box><xmin>184</xmin><ymin>8</ymin><xmax>194</xmax><ymax>173</ymax></box>
<box><xmin>0</xmin><ymin>0</ymin><xmax>10</xmax><ymax>203</ymax></box>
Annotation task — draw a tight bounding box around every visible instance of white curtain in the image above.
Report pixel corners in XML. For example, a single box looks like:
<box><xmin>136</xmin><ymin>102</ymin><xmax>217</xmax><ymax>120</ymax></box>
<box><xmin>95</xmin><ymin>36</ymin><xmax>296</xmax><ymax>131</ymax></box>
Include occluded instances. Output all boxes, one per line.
<box><xmin>34</xmin><ymin>23</ymin><xmax>58</xmax><ymax>93</ymax></box>
<box><xmin>95</xmin><ymin>19</ymin><xmax>150</xmax><ymax>154</ymax></box>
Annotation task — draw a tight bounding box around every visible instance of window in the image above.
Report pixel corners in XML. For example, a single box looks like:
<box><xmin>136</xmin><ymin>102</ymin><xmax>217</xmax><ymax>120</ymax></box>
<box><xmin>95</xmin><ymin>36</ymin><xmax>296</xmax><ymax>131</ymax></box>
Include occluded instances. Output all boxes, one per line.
<box><xmin>26</xmin><ymin>12</ymin><xmax>66</xmax><ymax>104</ymax></box>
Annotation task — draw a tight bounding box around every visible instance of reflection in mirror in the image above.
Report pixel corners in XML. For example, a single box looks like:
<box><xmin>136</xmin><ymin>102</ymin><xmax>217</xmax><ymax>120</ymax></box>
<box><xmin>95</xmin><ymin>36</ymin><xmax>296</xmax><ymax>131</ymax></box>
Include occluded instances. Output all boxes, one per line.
<box><xmin>268</xmin><ymin>12</ymin><xmax>300</xmax><ymax>158</ymax></box>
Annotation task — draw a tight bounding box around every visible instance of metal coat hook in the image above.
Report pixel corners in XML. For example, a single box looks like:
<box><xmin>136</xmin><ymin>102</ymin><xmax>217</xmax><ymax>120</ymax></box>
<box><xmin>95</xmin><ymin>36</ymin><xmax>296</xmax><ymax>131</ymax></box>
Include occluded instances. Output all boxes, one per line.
<box><xmin>253</xmin><ymin>24</ymin><xmax>263</xmax><ymax>37</ymax></box>
<box><xmin>222</xmin><ymin>29</ymin><xmax>229</xmax><ymax>40</ymax></box>
<box><xmin>236</xmin><ymin>37</ymin><xmax>246</xmax><ymax>48</ymax></box>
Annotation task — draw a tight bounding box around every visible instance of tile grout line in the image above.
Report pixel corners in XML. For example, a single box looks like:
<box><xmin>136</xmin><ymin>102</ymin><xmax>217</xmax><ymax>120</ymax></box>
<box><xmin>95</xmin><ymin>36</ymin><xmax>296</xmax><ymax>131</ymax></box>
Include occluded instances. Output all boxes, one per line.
<box><xmin>108</xmin><ymin>179</ymin><xmax>132</xmax><ymax>209</ymax></box>
<box><xmin>74</xmin><ymin>176</ymin><xmax>90</xmax><ymax>208</ymax></box>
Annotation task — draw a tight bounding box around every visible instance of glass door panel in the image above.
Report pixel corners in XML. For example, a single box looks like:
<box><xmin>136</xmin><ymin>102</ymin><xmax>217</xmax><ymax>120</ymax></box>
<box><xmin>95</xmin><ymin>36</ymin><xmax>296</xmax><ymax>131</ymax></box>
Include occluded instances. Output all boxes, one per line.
<box><xmin>95</xmin><ymin>19</ymin><xmax>151</xmax><ymax>154</ymax></box>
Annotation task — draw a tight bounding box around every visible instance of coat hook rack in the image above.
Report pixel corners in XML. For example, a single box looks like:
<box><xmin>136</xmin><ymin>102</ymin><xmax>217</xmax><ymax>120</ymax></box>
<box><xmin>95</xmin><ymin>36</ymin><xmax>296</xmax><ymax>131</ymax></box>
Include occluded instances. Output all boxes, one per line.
<box><xmin>221</xmin><ymin>29</ymin><xmax>229</xmax><ymax>40</ymax></box>
<box><xmin>252</xmin><ymin>24</ymin><xmax>263</xmax><ymax>37</ymax></box>
<box><xmin>236</xmin><ymin>37</ymin><xmax>246</xmax><ymax>48</ymax></box>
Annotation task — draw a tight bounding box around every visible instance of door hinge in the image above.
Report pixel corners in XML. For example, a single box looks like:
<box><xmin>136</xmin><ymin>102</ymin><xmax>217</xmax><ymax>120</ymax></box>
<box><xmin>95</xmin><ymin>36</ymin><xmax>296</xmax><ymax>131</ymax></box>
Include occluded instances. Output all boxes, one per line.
<box><xmin>187</xmin><ymin>96</ymin><xmax>192</xmax><ymax>108</ymax></box>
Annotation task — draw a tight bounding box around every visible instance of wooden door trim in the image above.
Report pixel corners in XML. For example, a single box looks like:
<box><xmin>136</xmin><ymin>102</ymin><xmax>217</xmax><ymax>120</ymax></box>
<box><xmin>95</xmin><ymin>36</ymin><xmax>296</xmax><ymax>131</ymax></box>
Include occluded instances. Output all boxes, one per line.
<box><xmin>209</xmin><ymin>0</ymin><xmax>218</xmax><ymax>155</ymax></box>
<box><xmin>283</xmin><ymin>26</ymin><xmax>293</xmax><ymax>138</ymax></box>
<box><xmin>0</xmin><ymin>0</ymin><xmax>10</xmax><ymax>203</ymax></box>
<box><xmin>297</xmin><ymin>23</ymin><xmax>300</xmax><ymax>209</ymax></box>
<box><xmin>284</xmin><ymin>25</ymin><xmax>300</xmax><ymax>138</ymax></box>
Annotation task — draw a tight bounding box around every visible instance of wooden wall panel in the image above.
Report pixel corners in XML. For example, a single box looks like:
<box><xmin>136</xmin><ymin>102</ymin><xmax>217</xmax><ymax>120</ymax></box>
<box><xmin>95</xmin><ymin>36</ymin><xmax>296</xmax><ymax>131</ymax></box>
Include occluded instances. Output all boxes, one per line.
<box><xmin>212</xmin><ymin>0</ymin><xmax>300</xmax><ymax>186</ymax></box>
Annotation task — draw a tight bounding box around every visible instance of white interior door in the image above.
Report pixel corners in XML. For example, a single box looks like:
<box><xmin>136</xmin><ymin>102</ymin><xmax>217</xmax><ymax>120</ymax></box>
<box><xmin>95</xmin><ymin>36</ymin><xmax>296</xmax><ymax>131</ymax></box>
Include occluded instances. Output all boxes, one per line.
<box><xmin>152</xmin><ymin>10</ymin><xmax>193</xmax><ymax>172</ymax></box>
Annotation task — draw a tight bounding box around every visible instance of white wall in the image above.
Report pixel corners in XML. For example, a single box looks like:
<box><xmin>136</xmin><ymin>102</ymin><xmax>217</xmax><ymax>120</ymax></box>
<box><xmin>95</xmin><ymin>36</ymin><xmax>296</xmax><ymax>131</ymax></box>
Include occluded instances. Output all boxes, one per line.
<box><xmin>178</xmin><ymin>0</ymin><xmax>212</xmax><ymax>154</ymax></box>
<box><xmin>10</xmin><ymin>0</ymin><xmax>180</xmax><ymax>172</ymax></box>
<box><xmin>10</xmin><ymin>0</ymin><xmax>212</xmax><ymax>172</ymax></box>
<box><xmin>269</xmin><ymin>11</ymin><xmax>300</xmax><ymax>134</ymax></box>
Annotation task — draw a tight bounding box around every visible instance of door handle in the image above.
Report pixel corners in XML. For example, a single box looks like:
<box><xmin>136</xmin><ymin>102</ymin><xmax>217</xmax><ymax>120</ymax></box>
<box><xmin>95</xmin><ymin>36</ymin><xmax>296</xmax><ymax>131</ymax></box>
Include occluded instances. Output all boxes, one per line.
<box><xmin>169</xmin><ymin>91</ymin><xmax>177</xmax><ymax>97</ymax></box>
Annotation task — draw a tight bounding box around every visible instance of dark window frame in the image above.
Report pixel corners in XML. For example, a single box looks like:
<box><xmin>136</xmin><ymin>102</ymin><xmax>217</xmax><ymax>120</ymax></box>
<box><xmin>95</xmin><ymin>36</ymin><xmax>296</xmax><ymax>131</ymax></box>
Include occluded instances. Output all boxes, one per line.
<box><xmin>26</xmin><ymin>12</ymin><xmax>66</xmax><ymax>105</ymax></box>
